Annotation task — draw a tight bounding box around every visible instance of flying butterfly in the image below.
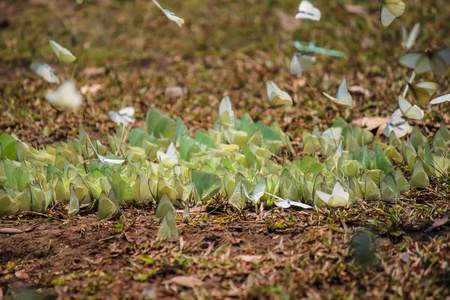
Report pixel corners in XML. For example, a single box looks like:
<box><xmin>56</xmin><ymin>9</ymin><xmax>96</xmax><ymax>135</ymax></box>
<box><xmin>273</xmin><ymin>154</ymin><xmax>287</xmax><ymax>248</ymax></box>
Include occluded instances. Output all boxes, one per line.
<box><xmin>401</xmin><ymin>23</ymin><xmax>420</xmax><ymax>50</ymax></box>
<box><xmin>429</xmin><ymin>93</ymin><xmax>449</xmax><ymax>105</ymax></box>
<box><xmin>265</xmin><ymin>192</ymin><xmax>313</xmax><ymax>209</ymax></box>
<box><xmin>323</xmin><ymin>78</ymin><xmax>353</xmax><ymax>109</ymax></box>
<box><xmin>408</xmin><ymin>81</ymin><xmax>438</xmax><ymax>106</ymax></box>
<box><xmin>290</xmin><ymin>53</ymin><xmax>316</xmax><ymax>76</ymax></box>
<box><xmin>398</xmin><ymin>48</ymin><xmax>450</xmax><ymax>76</ymax></box>
<box><xmin>383</xmin><ymin>108</ymin><xmax>410</xmax><ymax>138</ymax></box>
<box><xmin>108</xmin><ymin>107</ymin><xmax>136</xmax><ymax>127</ymax></box>
<box><xmin>398</xmin><ymin>96</ymin><xmax>424</xmax><ymax>120</ymax></box>
<box><xmin>295</xmin><ymin>0</ymin><xmax>321</xmax><ymax>21</ymax></box>
<box><xmin>49</xmin><ymin>40</ymin><xmax>76</xmax><ymax>64</ymax></box>
<box><xmin>267</xmin><ymin>81</ymin><xmax>293</xmax><ymax>108</ymax></box>
<box><xmin>45</xmin><ymin>80</ymin><xmax>83</xmax><ymax>109</ymax></box>
<box><xmin>30</xmin><ymin>62</ymin><xmax>59</xmax><ymax>84</ymax></box>
<box><xmin>380</xmin><ymin>0</ymin><xmax>405</xmax><ymax>28</ymax></box>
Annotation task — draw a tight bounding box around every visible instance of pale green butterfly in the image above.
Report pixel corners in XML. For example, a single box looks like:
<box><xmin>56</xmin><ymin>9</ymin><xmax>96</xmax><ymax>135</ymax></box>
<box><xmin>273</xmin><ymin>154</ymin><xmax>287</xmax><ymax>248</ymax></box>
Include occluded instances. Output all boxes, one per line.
<box><xmin>398</xmin><ymin>48</ymin><xmax>450</xmax><ymax>76</ymax></box>
<box><xmin>290</xmin><ymin>53</ymin><xmax>316</xmax><ymax>76</ymax></box>
<box><xmin>267</xmin><ymin>81</ymin><xmax>293</xmax><ymax>108</ymax></box>
<box><xmin>266</xmin><ymin>192</ymin><xmax>313</xmax><ymax>209</ymax></box>
<box><xmin>315</xmin><ymin>181</ymin><xmax>350</xmax><ymax>207</ymax></box>
<box><xmin>323</xmin><ymin>78</ymin><xmax>353</xmax><ymax>109</ymax></box>
<box><xmin>218</xmin><ymin>96</ymin><xmax>235</xmax><ymax>127</ymax></box>
<box><xmin>398</xmin><ymin>96</ymin><xmax>424</xmax><ymax>120</ymax></box>
<box><xmin>401</xmin><ymin>23</ymin><xmax>420</xmax><ymax>50</ymax></box>
<box><xmin>295</xmin><ymin>0</ymin><xmax>321</xmax><ymax>21</ymax></box>
<box><xmin>380</xmin><ymin>0</ymin><xmax>405</xmax><ymax>28</ymax></box>
<box><xmin>49</xmin><ymin>40</ymin><xmax>76</xmax><ymax>64</ymax></box>
<box><xmin>45</xmin><ymin>80</ymin><xmax>83</xmax><ymax>109</ymax></box>
<box><xmin>242</xmin><ymin>178</ymin><xmax>266</xmax><ymax>204</ymax></box>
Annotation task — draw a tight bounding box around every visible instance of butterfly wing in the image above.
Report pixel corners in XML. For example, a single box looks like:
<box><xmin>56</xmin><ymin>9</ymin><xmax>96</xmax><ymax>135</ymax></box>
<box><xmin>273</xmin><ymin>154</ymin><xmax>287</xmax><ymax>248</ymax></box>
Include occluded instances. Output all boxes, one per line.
<box><xmin>429</xmin><ymin>94</ymin><xmax>449</xmax><ymax>105</ymax></box>
<box><xmin>267</xmin><ymin>81</ymin><xmax>293</xmax><ymax>108</ymax></box>
<box><xmin>402</xmin><ymin>23</ymin><xmax>420</xmax><ymax>50</ymax></box>
<box><xmin>398</xmin><ymin>52</ymin><xmax>423</xmax><ymax>69</ymax></box>
<box><xmin>429</xmin><ymin>51</ymin><xmax>448</xmax><ymax>76</ymax></box>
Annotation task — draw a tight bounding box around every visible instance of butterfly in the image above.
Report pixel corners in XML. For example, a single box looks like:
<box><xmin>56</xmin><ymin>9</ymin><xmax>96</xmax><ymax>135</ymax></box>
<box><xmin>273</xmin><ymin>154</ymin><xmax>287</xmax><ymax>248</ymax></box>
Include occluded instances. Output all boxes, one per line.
<box><xmin>45</xmin><ymin>80</ymin><xmax>83</xmax><ymax>108</ymax></box>
<box><xmin>398</xmin><ymin>96</ymin><xmax>424</xmax><ymax>120</ymax></box>
<box><xmin>49</xmin><ymin>40</ymin><xmax>76</xmax><ymax>64</ymax></box>
<box><xmin>323</xmin><ymin>78</ymin><xmax>353</xmax><ymax>109</ymax></box>
<box><xmin>267</xmin><ymin>81</ymin><xmax>293</xmax><ymax>108</ymax></box>
<box><xmin>30</xmin><ymin>62</ymin><xmax>59</xmax><ymax>84</ymax></box>
<box><xmin>295</xmin><ymin>0</ymin><xmax>321</xmax><ymax>21</ymax></box>
<box><xmin>383</xmin><ymin>108</ymin><xmax>410</xmax><ymax>138</ymax></box>
<box><xmin>380</xmin><ymin>0</ymin><xmax>405</xmax><ymax>28</ymax></box>
<box><xmin>408</xmin><ymin>81</ymin><xmax>438</xmax><ymax>106</ymax></box>
<box><xmin>265</xmin><ymin>192</ymin><xmax>313</xmax><ymax>209</ymax></box>
<box><xmin>398</xmin><ymin>48</ymin><xmax>450</xmax><ymax>76</ymax></box>
<box><xmin>242</xmin><ymin>178</ymin><xmax>266</xmax><ymax>204</ymax></box>
<box><xmin>108</xmin><ymin>107</ymin><xmax>136</xmax><ymax>127</ymax></box>
<box><xmin>401</xmin><ymin>23</ymin><xmax>420</xmax><ymax>50</ymax></box>
<box><xmin>88</xmin><ymin>138</ymin><xmax>125</xmax><ymax>164</ymax></box>
<box><xmin>151</xmin><ymin>0</ymin><xmax>184</xmax><ymax>27</ymax></box>
<box><xmin>218</xmin><ymin>96</ymin><xmax>235</xmax><ymax>127</ymax></box>
<box><xmin>290</xmin><ymin>53</ymin><xmax>316</xmax><ymax>75</ymax></box>
<box><xmin>429</xmin><ymin>93</ymin><xmax>449</xmax><ymax>105</ymax></box>
<box><xmin>315</xmin><ymin>181</ymin><xmax>350</xmax><ymax>207</ymax></box>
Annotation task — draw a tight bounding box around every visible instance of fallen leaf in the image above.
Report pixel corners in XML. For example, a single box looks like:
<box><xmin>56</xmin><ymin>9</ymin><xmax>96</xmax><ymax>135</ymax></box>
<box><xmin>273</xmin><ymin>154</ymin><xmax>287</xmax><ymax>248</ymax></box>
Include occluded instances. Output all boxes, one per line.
<box><xmin>141</xmin><ymin>285</ymin><xmax>156</xmax><ymax>299</ymax></box>
<box><xmin>352</xmin><ymin>117</ymin><xmax>389</xmax><ymax>131</ymax></box>
<box><xmin>165</xmin><ymin>86</ymin><xmax>186</xmax><ymax>98</ymax></box>
<box><xmin>15</xmin><ymin>270</ymin><xmax>30</xmax><ymax>279</ymax></box>
<box><xmin>236</xmin><ymin>254</ymin><xmax>263</xmax><ymax>262</ymax></box>
<box><xmin>80</xmin><ymin>83</ymin><xmax>103</xmax><ymax>96</ymax></box>
<box><xmin>345</xmin><ymin>5</ymin><xmax>366</xmax><ymax>14</ymax></box>
<box><xmin>424</xmin><ymin>211</ymin><xmax>449</xmax><ymax>233</ymax></box>
<box><xmin>80</xmin><ymin>67</ymin><xmax>106</xmax><ymax>78</ymax></box>
<box><xmin>348</xmin><ymin>85</ymin><xmax>374</xmax><ymax>98</ymax></box>
<box><xmin>0</xmin><ymin>228</ymin><xmax>23</xmax><ymax>234</ymax></box>
<box><xmin>176</xmin><ymin>206</ymin><xmax>206</xmax><ymax>214</ymax></box>
<box><xmin>164</xmin><ymin>276</ymin><xmax>203</xmax><ymax>288</ymax></box>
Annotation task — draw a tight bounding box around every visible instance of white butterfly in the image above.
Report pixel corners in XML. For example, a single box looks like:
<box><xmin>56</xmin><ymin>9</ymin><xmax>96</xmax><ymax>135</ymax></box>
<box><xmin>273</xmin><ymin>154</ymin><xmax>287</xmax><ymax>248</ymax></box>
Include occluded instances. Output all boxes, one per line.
<box><xmin>429</xmin><ymin>93</ymin><xmax>449</xmax><ymax>105</ymax></box>
<box><xmin>157</xmin><ymin>142</ymin><xmax>178</xmax><ymax>167</ymax></box>
<box><xmin>380</xmin><ymin>0</ymin><xmax>405</xmax><ymax>28</ymax></box>
<box><xmin>30</xmin><ymin>62</ymin><xmax>59</xmax><ymax>84</ymax></box>
<box><xmin>242</xmin><ymin>178</ymin><xmax>266</xmax><ymax>204</ymax></box>
<box><xmin>45</xmin><ymin>80</ymin><xmax>83</xmax><ymax>108</ymax></box>
<box><xmin>398</xmin><ymin>96</ymin><xmax>424</xmax><ymax>120</ymax></box>
<box><xmin>267</xmin><ymin>81</ymin><xmax>293</xmax><ymax>108</ymax></box>
<box><xmin>315</xmin><ymin>181</ymin><xmax>350</xmax><ymax>207</ymax></box>
<box><xmin>398</xmin><ymin>48</ymin><xmax>450</xmax><ymax>76</ymax></box>
<box><xmin>265</xmin><ymin>192</ymin><xmax>313</xmax><ymax>209</ymax></box>
<box><xmin>218</xmin><ymin>96</ymin><xmax>235</xmax><ymax>127</ymax></box>
<box><xmin>323</xmin><ymin>78</ymin><xmax>353</xmax><ymax>109</ymax></box>
<box><xmin>295</xmin><ymin>1</ymin><xmax>321</xmax><ymax>21</ymax></box>
<box><xmin>290</xmin><ymin>53</ymin><xmax>316</xmax><ymax>75</ymax></box>
<box><xmin>401</xmin><ymin>23</ymin><xmax>420</xmax><ymax>50</ymax></box>
<box><xmin>88</xmin><ymin>138</ymin><xmax>125</xmax><ymax>164</ymax></box>
<box><xmin>108</xmin><ymin>107</ymin><xmax>136</xmax><ymax>127</ymax></box>
<box><xmin>49</xmin><ymin>40</ymin><xmax>76</xmax><ymax>64</ymax></box>
<box><xmin>151</xmin><ymin>0</ymin><xmax>184</xmax><ymax>27</ymax></box>
<box><xmin>383</xmin><ymin>109</ymin><xmax>410</xmax><ymax>138</ymax></box>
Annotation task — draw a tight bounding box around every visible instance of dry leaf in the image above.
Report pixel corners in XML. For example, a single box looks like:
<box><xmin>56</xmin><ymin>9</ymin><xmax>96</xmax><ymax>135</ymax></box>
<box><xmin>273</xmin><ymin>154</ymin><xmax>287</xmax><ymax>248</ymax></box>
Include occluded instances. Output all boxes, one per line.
<box><xmin>165</xmin><ymin>86</ymin><xmax>185</xmax><ymax>98</ymax></box>
<box><xmin>80</xmin><ymin>83</ymin><xmax>103</xmax><ymax>96</ymax></box>
<box><xmin>424</xmin><ymin>211</ymin><xmax>449</xmax><ymax>233</ymax></box>
<box><xmin>345</xmin><ymin>5</ymin><xmax>366</xmax><ymax>14</ymax></box>
<box><xmin>0</xmin><ymin>228</ymin><xmax>23</xmax><ymax>234</ymax></box>
<box><xmin>348</xmin><ymin>85</ymin><xmax>374</xmax><ymax>98</ymax></box>
<box><xmin>15</xmin><ymin>270</ymin><xmax>30</xmax><ymax>279</ymax></box>
<box><xmin>80</xmin><ymin>67</ymin><xmax>106</xmax><ymax>78</ymax></box>
<box><xmin>352</xmin><ymin>117</ymin><xmax>389</xmax><ymax>131</ymax></box>
<box><xmin>164</xmin><ymin>276</ymin><xmax>203</xmax><ymax>288</ymax></box>
<box><xmin>236</xmin><ymin>254</ymin><xmax>263</xmax><ymax>262</ymax></box>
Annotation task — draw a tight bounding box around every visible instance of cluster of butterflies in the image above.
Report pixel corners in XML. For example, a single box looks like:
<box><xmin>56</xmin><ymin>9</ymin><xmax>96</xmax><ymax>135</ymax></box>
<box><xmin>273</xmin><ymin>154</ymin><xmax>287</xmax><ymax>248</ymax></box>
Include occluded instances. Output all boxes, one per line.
<box><xmin>266</xmin><ymin>0</ymin><xmax>449</xmax><ymax>140</ymax></box>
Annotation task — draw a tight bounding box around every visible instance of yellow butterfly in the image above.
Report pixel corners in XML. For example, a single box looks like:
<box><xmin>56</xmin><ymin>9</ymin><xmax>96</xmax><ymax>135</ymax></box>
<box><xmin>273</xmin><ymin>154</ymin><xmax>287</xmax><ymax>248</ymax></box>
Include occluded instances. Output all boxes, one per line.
<box><xmin>266</xmin><ymin>81</ymin><xmax>293</xmax><ymax>108</ymax></box>
<box><xmin>408</xmin><ymin>81</ymin><xmax>438</xmax><ymax>106</ymax></box>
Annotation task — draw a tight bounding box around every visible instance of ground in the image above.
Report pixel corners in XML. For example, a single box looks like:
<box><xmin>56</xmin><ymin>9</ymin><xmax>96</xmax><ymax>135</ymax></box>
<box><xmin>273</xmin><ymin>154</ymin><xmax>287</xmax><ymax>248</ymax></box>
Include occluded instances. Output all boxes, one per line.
<box><xmin>1</xmin><ymin>0</ymin><xmax>450</xmax><ymax>299</ymax></box>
